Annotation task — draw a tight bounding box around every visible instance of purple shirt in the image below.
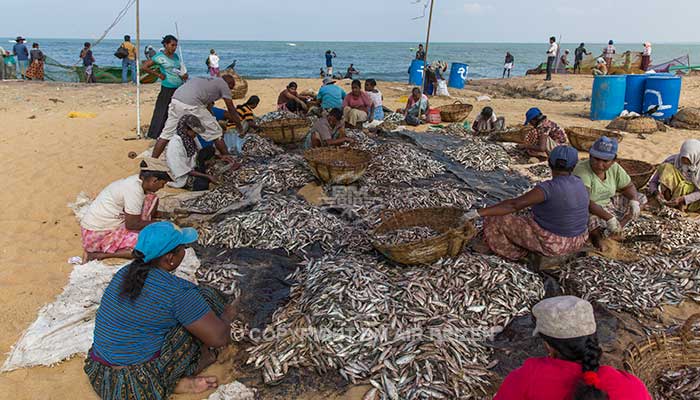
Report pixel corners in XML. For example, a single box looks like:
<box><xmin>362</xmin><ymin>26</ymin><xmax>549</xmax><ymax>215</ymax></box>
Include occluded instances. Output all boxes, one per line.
<box><xmin>532</xmin><ymin>175</ymin><xmax>590</xmax><ymax>237</ymax></box>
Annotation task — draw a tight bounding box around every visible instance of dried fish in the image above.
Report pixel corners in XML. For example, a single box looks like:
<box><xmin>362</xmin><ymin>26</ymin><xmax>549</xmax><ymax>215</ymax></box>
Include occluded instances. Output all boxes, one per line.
<box><xmin>196</xmin><ymin>263</ymin><xmax>244</xmax><ymax>297</ymax></box>
<box><xmin>527</xmin><ymin>164</ymin><xmax>551</xmax><ymax>180</ymax></box>
<box><xmin>240</xmin><ymin>134</ymin><xmax>284</xmax><ymax>159</ymax></box>
<box><xmin>625</xmin><ymin>207</ymin><xmax>700</xmax><ymax>255</ymax></box>
<box><xmin>656</xmin><ymin>366</ymin><xmax>700</xmax><ymax>400</ymax></box>
<box><xmin>220</xmin><ymin>154</ymin><xmax>314</xmax><ymax>195</ymax></box>
<box><xmin>256</xmin><ymin>110</ymin><xmax>299</xmax><ymax>124</ymax></box>
<box><xmin>443</xmin><ymin>136</ymin><xmax>512</xmax><ymax>172</ymax></box>
<box><xmin>363</xmin><ymin>143</ymin><xmax>446</xmax><ymax>185</ymax></box>
<box><xmin>374</xmin><ymin>226</ymin><xmax>440</xmax><ymax>245</ymax></box>
<box><xmin>246</xmin><ymin>252</ymin><xmax>544</xmax><ymax>399</ymax></box>
<box><xmin>180</xmin><ymin>184</ymin><xmax>243</xmax><ymax>214</ymax></box>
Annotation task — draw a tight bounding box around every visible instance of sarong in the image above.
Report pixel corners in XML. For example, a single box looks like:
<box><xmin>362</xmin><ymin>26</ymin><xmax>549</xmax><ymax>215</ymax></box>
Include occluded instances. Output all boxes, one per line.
<box><xmin>84</xmin><ymin>287</ymin><xmax>226</xmax><ymax>400</ymax></box>
<box><xmin>656</xmin><ymin>163</ymin><xmax>700</xmax><ymax>212</ymax></box>
<box><xmin>343</xmin><ymin>107</ymin><xmax>367</xmax><ymax>127</ymax></box>
<box><xmin>80</xmin><ymin>195</ymin><xmax>158</xmax><ymax>254</ymax></box>
<box><xmin>25</xmin><ymin>60</ymin><xmax>44</xmax><ymax>80</ymax></box>
<box><xmin>483</xmin><ymin>214</ymin><xmax>588</xmax><ymax>260</ymax></box>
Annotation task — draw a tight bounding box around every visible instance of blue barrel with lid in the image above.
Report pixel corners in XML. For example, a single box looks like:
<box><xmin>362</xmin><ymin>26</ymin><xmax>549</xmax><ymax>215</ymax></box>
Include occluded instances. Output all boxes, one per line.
<box><xmin>448</xmin><ymin>62</ymin><xmax>469</xmax><ymax>89</ymax></box>
<box><xmin>590</xmin><ymin>75</ymin><xmax>626</xmax><ymax>120</ymax></box>
<box><xmin>408</xmin><ymin>59</ymin><xmax>425</xmax><ymax>86</ymax></box>
<box><xmin>624</xmin><ymin>74</ymin><xmax>647</xmax><ymax>114</ymax></box>
<box><xmin>643</xmin><ymin>76</ymin><xmax>682</xmax><ymax>120</ymax></box>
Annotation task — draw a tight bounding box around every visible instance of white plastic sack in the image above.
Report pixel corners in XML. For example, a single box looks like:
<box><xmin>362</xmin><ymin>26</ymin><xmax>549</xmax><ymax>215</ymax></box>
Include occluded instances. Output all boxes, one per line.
<box><xmin>436</xmin><ymin>80</ymin><xmax>450</xmax><ymax>97</ymax></box>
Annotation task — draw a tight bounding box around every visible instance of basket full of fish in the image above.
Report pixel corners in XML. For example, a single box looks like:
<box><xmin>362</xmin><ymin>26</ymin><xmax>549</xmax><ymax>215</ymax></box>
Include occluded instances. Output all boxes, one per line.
<box><xmin>259</xmin><ymin>117</ymin><xmax>312</xmax><ymax>144</ymax></box>
<box><xmin>304</xmin><ymin>147</ymin><xmax>372</xmax><ymax>185</ymax></box>
<box><xmin>371</xmin><ymin>207</ymin><xmax>476</xmax><ymax>265</ymax></box>
<box><xmin>565</xmin><ymin>127</ymin><xmax>624</xmax><ymax>152</ymax></box>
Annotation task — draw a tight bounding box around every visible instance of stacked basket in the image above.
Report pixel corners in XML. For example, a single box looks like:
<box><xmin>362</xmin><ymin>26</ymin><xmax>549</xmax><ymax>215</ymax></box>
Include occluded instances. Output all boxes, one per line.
<box><xmin>565</xmin><ymin>127</ymin><xmax>624</xmax><ymax>152</ymax></box>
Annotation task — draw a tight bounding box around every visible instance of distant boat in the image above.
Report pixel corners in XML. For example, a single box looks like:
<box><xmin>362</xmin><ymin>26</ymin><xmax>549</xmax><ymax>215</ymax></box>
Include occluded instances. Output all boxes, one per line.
<box><xmin>287</xmin><ymin>43</ymin><xmax>297</xmax><ymax>47</ymax></box>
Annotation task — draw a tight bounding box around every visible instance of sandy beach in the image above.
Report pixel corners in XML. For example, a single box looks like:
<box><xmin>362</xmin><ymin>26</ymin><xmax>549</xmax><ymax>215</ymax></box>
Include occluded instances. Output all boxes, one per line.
<box><xmin>1</xmin><ymin>74</ymin><xmax>699</xmax><ymax>399</ymax></box>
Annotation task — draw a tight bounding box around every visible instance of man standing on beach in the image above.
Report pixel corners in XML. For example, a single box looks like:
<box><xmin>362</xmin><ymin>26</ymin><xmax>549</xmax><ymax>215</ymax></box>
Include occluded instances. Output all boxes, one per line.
<box><xmin>574</xmin><ymin>43</ymin><xmax>590</xmax><ymax>74</ymax></box>
<box><xmin>121</xmin><ymin>35</ymin><xmax>137</xmax><ymax>83</ymax></box>
<box><xmin>325</xmin><ymin>50</ymin><xmax>336</xmax><ymax>77</ymax></box>
<box><xmin>416</xmin><ymin>44</ymin><xmax>426</xmax><ymax>61</ymax></box>
<box><xmin>12</xmin><ymin>36</ymin><xmax>29</xmax><ymax>80</ymax></box>
<box><xmin>545</xmin><ymin>36</ymin><xmax>557</xmax><ymax>81</ymax></box>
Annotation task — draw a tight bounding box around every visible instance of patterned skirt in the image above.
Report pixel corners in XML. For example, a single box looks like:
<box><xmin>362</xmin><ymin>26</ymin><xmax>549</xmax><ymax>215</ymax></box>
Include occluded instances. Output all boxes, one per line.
<box><xmin>25</xmin><ymin>60</ymin><xmax>44</xmax><ymax>80</ymax></box>
<box><xmin>84</xmin><ymin>287</ymin><xmax>227</xmax><ymax>400</ymax></box>
<box><xmin>80</xmin><ymin>195</ymin><xmax>158</xmax><ymax>254</ymax></box>
<box><xmin>483</xmin><ymin>214</ymin><xmax>588</xmax><ymax>260</ymax></box>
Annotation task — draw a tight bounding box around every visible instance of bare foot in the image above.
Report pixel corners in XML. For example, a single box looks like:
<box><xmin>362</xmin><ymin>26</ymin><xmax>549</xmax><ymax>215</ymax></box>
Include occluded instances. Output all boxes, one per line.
<box><xmin>174</xmin><ymin>376</ymin><xmax>218</xmax><ymax>394</ymax></box>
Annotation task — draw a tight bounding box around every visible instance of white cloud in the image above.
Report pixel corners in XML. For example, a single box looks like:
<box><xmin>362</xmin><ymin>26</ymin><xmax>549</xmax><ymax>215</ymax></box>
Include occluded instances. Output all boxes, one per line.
<box><xmin>463</xmin><ymin>2</ymin><xmax>490</xmax><ymax>15</ymax></box>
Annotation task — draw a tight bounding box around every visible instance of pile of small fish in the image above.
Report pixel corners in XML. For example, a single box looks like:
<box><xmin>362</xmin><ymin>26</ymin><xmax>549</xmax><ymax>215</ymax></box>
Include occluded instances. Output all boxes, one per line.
<box><xmin>240</xmin><ymin>134</ymin><xmax>284</xmax><ymax>158</ymax></box>
<box><xmin>222</xmin><ymin>154</ymin><xmax>314</xmax><ymax>194</ymax></box>
<box><xmin>559</xmin><ymin>245</ymin><xmax>700</xmax><ymax>319</ymax></box>
<box><xmin>374</xmin><ymin>226</ymin><xmax>440</xmax><ymax>245</ymax></box>
<box><xmin>376</xmin><ymin>112</ymin><xmax>406</xmax><ymax>132</ymax></box>
<box><xmin>441</xmin><ymin>123</ymin><xmax>471</xmax><ymax>137</ymax></box>
<box><xmin>199</xmin><ymin>195</ymin><xmax>346</xmax><ymax>253</ymax></box>
<box><xmin>444</xmin><ymin>137</ymin><xmax>512</xmax><ymax>172</ymax></box>
<box><xmin>656</xmin><ymin>367</ymin><xmax>700</xmax><ymax>400</ymax></box>
<box><xmin>256</xmin><ymin>110</ymin><xmax>299</xmax><ymax>124</ymax></box>
<box><xmin>345</xmin><ymin>129</ymin><xmax>380</xmax><ymax>153</ymax></box>
<box><xmin>625</xmin><ymin>207</ymin><xmax>700</xmax><ymax>255</ymax></box>
<box><xmin>527</xmin><ymin>164</ymin><xmax>551</xmax><ymax>180</ymax></box>
<box><xmin>196</xmin><ymin>263</ymin><xmax>243</xmax><ymax>297</ymax></box>
<box><xmin>246</xmin><ymin>253</ymin><xmax>544</xmax><ymax>399</ymax></box>
<box><xmin>364</xmin><ymin>143</ymin><xmax>446</xmax><ymax>185</ymax></box>
<box><xmin>180</xmin><ymin>184</ymin><xmax>243</xmax><ymax>213</ymax></box>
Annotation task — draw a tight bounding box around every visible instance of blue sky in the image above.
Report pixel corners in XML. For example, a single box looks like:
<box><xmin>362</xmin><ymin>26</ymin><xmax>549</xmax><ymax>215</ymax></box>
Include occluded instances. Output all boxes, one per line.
<box><xmin>2</xmin><ymin>0</ymin><xmax>699</xmax><ymax>43</ymax></box>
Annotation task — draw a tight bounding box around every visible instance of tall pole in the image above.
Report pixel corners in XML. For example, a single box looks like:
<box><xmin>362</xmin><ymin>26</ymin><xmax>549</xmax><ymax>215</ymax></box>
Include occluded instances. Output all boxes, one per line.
<box><xmin>135</xmin><ymin>0</ymin><xmax>141</xmax><ymax>138</ymax></box>
<box><xmin>423</xmin><ymin>0</ymin><xmax>435</xmax><ymax>64</ymax></box>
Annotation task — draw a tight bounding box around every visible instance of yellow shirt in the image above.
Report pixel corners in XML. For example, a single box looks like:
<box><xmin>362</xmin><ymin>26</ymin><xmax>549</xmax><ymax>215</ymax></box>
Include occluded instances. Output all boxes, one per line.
<box><xmin>121</xmin><ymin>41</ymin><xmax>136</xmax><ymax>60</ymax></box>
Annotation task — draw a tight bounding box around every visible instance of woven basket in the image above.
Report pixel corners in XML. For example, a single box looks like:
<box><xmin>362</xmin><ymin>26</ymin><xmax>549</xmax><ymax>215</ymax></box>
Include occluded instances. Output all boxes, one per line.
<box><xmin>437</xmin><ymin>101</ymin><xmax>474</xmax><ymax>123</ymax></box>
<box><xmin>220</xmin><ymin>69</ymin><xmax>249</xmax><ymax>100</ymax></box>
<box><xmin>371</xmin><ymin>207</ymin><xmax>477</xmax><ymax>265</ymax></box>
<box><xmin>618</xmin><ymin>159</ymin><xmax>656</xmax><ymax>189</ymax></box>
<box><xmin>492</xmin><ymin>126</ymin><xmax>534</xmax><ymax>144</ymax></box>
<box><xmin>607</xmin><ymin>116</ymin><xmax>659</xmax><ymax>134</ymax></box>
<box><xmin>623</xmin><ymin>313</ymin><xmax>700</xmax><ymax>393</ymax></box>
<box><xmin>304</xmin><ymin>147</ymin><xmax>372</xmax><ymax>185</ymax></box>
<box><xmin>671</xmin><ymin>107</ymin><xmax>700</xmax><ymax>129</ymax></box>
<box><xmin>259</xmin><ymin>118</ymin><xmax>311</xmax><ymax>144</ymax></box>
<box><xmin>565</xmin><ymin>127</ymin><xmax>624</xmax><ymax>152</ymax></box>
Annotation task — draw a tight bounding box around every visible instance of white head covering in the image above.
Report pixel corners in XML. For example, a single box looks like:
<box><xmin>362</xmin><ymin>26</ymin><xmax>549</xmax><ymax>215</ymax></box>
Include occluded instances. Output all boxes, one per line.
<box><xmin>673</xmin><ymin>139</ymin><xmax>700</xmax><ymax>187</ymax></box>
<box><xmin>596</xmin><ymin>57</ymin><xmax>605</xmax><ymax>64</ymax></box>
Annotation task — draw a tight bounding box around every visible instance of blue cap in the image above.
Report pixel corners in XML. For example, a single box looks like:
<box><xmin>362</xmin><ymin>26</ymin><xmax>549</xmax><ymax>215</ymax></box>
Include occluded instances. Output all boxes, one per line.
<box><xmin>135</xmin><ymin>221</ymin><xmax>198</xmax><ymax>262</ymax></box>
<box><xmin>548</xmin><ymin>145</ymin><xmax>579</xmax><ymax>170</ymax></box>
<box><xmin>524</xmin><ymin>107</ymin><xmax>542</xmax><ymax>125</ymax></box>
<box><xmin>589</xmin><ymin>136</ymin><xmax>618</xmax><ymax>161</ymax></box>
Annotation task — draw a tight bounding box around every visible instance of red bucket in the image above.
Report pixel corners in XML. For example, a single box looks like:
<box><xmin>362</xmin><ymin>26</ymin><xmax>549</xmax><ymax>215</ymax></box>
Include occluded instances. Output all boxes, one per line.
<box><xmin>427</xmin><ymin>108</ymin><xmax>442</xmax><ymax>124</ymax></box>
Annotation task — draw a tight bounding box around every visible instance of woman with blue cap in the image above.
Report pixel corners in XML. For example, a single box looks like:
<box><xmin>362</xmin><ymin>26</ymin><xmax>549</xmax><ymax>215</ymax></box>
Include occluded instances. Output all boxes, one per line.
<box><xmin>85</xmin><ymin>221</ymin><xmax>237</xmax><ymax>399</ymax></box>
<box><xmin>573</xmin><ymin>136</ymin><xmax>645</xmax><ymax>249</ymax></box>
<box><xmin>463</xmin><ymin>146</ymin><xmax>590</xmax><ymax>261</ymax></box>
<box><xmin>521</xmin><ymin>107</ymin><xmax>567</xmax><ymax>159</ymax></box>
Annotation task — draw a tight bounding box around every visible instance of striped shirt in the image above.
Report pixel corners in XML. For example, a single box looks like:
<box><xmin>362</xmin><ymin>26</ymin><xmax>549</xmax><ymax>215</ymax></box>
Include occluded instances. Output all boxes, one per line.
<box><xmin>92</xmin><ymin>266</ymin><xmax>212</xmax><ymax>365</ymax></box>
<box><xmin>236</xmin><ymin>104</ymin><xmax>255</xmax><ymax>122</ymax></box>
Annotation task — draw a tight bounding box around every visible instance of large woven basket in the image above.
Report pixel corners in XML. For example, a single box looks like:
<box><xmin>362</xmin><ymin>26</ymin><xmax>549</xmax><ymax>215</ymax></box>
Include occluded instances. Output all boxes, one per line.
<box><xmin>437</xmin><ymin>101</ymin><xmax>474</xmax><ymax>123</ymax></box>
<box><xmin>607</xmin><ymin>116</ymin><xmax>659</xmax><ymax>134</ymax></box>
<box><xmin>371</xmin><ymin>207</ymin><xmax>477</xmax><ymax>265</ymax></box>
<box><xmin>220</xmin><ymin>69</ymin><xmax>248</xmax><ymax>100</ymax></box>
<box><xmin>565</xmin><ymin>127</ymin><xmax>624</xmax><ymax>152</ymax></box>
<box><xmin>670</xmin><ymin>107</ymin><xmax>700</xmax><ymax>129</ymax></box>
<box><xmin>617</xmin><ymin>159</ymin><xmax>656</xmax><ymax>189</ymax></box>
<box><xmin>259</xmin><ymin>118</ymin><xmax>311</xmax><ymax>144</ymax></box>
<box><xmin>623</xmin><ymin>313</ymin><xmax>700</xmax><ymax>394</ymax></box>
<box><xmin>492</xmin><ymin>126</ymin><xmax>534</xmax><ymax>144</ymax></box>
<box><xmin>304</xmin><ymin>147</ymin><xmax>372</xmax><ymax>185</ymax></box>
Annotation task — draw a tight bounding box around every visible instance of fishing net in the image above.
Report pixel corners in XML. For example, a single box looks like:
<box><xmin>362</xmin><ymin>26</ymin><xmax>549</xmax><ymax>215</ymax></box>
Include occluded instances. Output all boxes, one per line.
<box><xmin>650</xmin><ymin>55</ymin><xmax>690</xmax><ymax>73</ymax></box>
<box><xmin>43</xmin><ymin>55</ymin><xmax>155</xmax><ymax>83</ymax></box>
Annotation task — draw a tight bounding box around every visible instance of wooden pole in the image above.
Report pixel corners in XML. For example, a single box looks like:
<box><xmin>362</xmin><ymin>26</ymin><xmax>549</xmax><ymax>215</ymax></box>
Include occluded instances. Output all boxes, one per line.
<box><xmin>423</xmin><ymin>0</ymin><xmax>435</xmax><ymax>64</ymax></box>
<box><xmin>135</xmin><ymin>0</ymin><xmax>141</xmax><ymax>138</ymax></box>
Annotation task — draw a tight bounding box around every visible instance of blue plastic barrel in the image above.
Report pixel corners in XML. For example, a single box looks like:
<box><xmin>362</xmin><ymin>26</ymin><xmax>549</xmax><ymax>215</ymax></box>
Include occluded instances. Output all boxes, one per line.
<box><xmin>590</xmin><ymin>75</ymin><xmax>627</xmax><ymax>120</ymax></box>
<box><xmin>624</xmin><ymin>74</ymin><xmax>647</xmax><ymax>113</ymax></box>
<box><xmin>448</xmin><ymin>63</ymin><xmax>469</xmax><ymax>89</ymax></box>
<box><xmin>408</xmin><ymin>59</ymin><xmax>425</xmax><ymax>86</ymax></box>
<box><xmin>643</xmin><ymin>76</ymin><xmax>682</xmax><ymax>120</ymax></box>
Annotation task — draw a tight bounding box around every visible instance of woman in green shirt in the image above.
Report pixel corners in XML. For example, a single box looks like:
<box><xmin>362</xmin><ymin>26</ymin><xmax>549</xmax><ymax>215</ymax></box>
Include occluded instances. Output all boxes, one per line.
<box><xmin>573</xmin><ymin>137</ymin><xmax>646</xmax><ymax>249</ymax></box>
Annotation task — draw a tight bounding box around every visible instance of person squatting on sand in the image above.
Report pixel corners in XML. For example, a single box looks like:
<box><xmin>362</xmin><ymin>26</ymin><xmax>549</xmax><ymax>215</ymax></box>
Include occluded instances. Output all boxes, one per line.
<box><xmin>472</xmin><ymin>106</ymin><xmax>505</xmax><ymax>135</ymax></box>
<box><xmin>648</xmin><ymin>139</ymin><xmax>700</xmax><ymax>212</ymax></box>
<box><xmin>464</xmin><ymin>146</ymin><xmax>590</xmax><ymax>261</ymax></box>
<box><xmin>165</xmin><ymin>115</ymin><xmax>219</xmax><ymax>192</ymax></box>
<box><xmin>573</xmin><ymin>136</ymin><xmax>646</xmax><ymax>250</ymax></box>
<box><xmin>521</xmin><ymin>107</ymin><xmax>567</xmax><ymax>158</ymax></box>
<box><xmin>84</xmin><ymin>222</ymin><xmax>239</xmax><ymax>399</ymax></box>
<box><xmin>400</xmin><ymin>87</ymin><xmax>429</xmax><ymax>126</ymax></box>
<box><xmin>79</xmin><ymin>158</ymin><xmax>173</xmax><ymax>261</ymax></box>
<box><xmin>302</xmin><ymin>108</ymin><xmax>354</xmax><ymax>149</ymax></box>
<box><xmin>494</xmin><ymin>296</ymin><xmax>652</xmax><ymax>399</ymax></box>
<box><xmin>151</xmin><ymin>75</ymin><xmax>242</xmax><ymax>165</ymax></box>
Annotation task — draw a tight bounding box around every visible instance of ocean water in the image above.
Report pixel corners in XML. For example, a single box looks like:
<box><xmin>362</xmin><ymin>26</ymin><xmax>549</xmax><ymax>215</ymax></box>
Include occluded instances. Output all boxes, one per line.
<box><xmin>3</xmin><ymin>38</ymin><xmax>700</xmax><ymax>81</ymax></box>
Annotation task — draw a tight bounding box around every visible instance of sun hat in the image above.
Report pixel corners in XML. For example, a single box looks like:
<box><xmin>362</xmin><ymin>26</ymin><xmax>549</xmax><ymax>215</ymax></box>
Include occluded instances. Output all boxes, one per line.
<box><xmin>589</xmin><ymin>136</ymin><xmax>619</xmax><ymax>161</ymax></box>
<box><xmin>135</xmin><ymin>221</ymin><xmax>198</xmax><ymax>262</ymax></box>
<box><xmin>524</xmin><ymin>107</ymin><xmax>543</xmax><ymax>125</ymax></box>
<box><xmin>532</xmin><ymin>296</ymin><xmax>597</xmax><ymax>339</ymax></box>
<box><xmin>322</xmin><ymin>77</ymin><xmax>336</xmax><ymax>85</ymax></box>
<box><xmin>548</xmin><ymin>145</ymin><xmax>579</xmax><ymax>170</ymax></box>
<box><xmin>16</xmin><ymin>36</ymin><xmax>24</xmax><ymax>42</ymax></box>
<box><xmin>180</xmin><ymin>114</ymin><xmax>205</xmax><ymax>135</ymax></box>
<box><xmin>140</xmin><ymin>157</ymin><xmax>175</xmax><ymax>180</ymax></box>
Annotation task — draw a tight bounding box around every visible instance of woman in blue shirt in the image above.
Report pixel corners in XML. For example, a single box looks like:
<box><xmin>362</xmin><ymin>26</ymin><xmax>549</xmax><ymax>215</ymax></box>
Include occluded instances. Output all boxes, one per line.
<box><xmin>84</xmin><ymin>222</ymin><xmax>236</xmax><ymax>399</ymax></box>
<box><xmin>142</xmin><ymin>35</ymin><xmax>188</xmax><ymax>139</ymax></box>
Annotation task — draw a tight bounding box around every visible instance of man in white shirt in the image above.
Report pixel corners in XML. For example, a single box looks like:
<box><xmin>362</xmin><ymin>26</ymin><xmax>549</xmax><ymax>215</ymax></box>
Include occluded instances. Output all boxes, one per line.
<box><xmin>79</xmin><ymin>158</ymin><xmax>173</xmax><ymax>261</ymax></box>
<box><xmin>545</xmin><ymin>36</ymin><xmax>558</xmax><ymax>81</ymax></box>
<box><xmin>152</xmin><ymin>75</ymin><xmax>243</xmax><ymax>161</ymax></box>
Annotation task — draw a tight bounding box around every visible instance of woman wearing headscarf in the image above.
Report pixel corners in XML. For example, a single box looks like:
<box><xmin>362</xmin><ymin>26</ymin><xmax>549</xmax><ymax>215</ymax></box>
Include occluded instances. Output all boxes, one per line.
<box><xmin>166</xmin><ymin>115</ymin><xmax>218</xmax><ymax>191</ymax></box>
<box><xmin>84</xmin><ymin>222</ymin><xmax>237</xmax><ymax>399</ymax></box>
<box><xmin>648</xmin><ymin>139</ymin><xmax>700</xmax><ymax>212</ymax></box>
<box><xmin>494</xmin><ymin>296</ymin><xmax>651</xmax><ymax>400</ymax></box>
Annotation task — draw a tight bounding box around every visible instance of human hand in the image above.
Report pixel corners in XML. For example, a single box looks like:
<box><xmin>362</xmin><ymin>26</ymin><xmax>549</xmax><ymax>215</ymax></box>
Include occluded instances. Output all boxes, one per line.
<box><xmin>158</xmin><ymin>73</ymin><xmax>166</xmax><ymax>80</ymax></box>
<box><xmin>182</xmin><ymin>73</ymin><xmax>189</xmax><ymax>81</ymax></box>
<box><xmin>606</xmin><ymin>217</ymin><xmax>622</xmax><ymax>234</ymax></box>
<box><xmin>208</xmin><ymin>175</ymin><xmax>220</xmax><ymax>185</ymax></box>
<box><xmin>461</xmin><ymin>209</ymin><xmax>481</xmax><ymax>223</ymax></box>
<box><xmin>222</xmin><ymin>303</ymin><xmax>238</xmax><ymax>322</ymax></box>
<box><xmin>220</xmin><ymin>154</ymin><xmax>239</xmax><ymax>166</ymax></box>
<box><xmin>665</xmin><ymin>197</ymin><xmax>685</xmax><ymax>208</ymax></box>
<box><xmin>629</xmin><ymin>200</ymin><xmax>641</xmax><ymax>218</ymax></box>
